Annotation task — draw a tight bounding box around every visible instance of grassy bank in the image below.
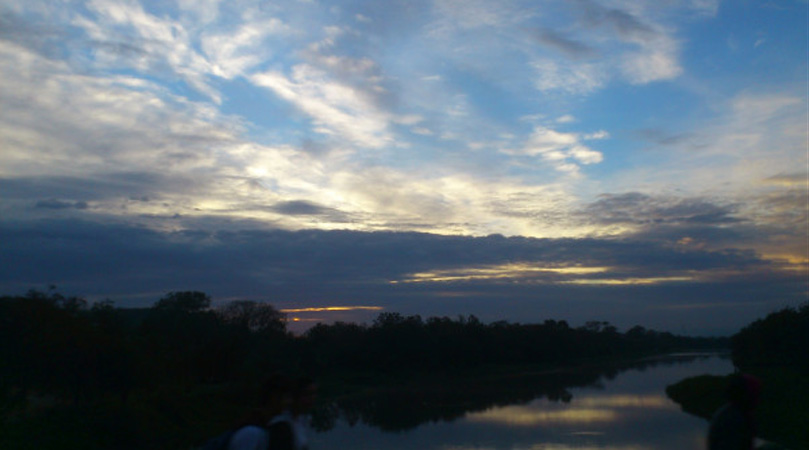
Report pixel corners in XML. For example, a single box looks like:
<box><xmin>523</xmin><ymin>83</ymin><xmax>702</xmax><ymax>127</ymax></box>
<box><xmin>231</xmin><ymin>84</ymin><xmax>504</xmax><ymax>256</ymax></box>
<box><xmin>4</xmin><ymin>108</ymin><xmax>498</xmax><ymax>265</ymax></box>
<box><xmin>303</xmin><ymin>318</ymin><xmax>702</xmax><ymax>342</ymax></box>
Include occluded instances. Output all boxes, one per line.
<box><xmin>666</xmin><ymin>367</ymin><xmax>809</xmax><ymax>449</ymax></box>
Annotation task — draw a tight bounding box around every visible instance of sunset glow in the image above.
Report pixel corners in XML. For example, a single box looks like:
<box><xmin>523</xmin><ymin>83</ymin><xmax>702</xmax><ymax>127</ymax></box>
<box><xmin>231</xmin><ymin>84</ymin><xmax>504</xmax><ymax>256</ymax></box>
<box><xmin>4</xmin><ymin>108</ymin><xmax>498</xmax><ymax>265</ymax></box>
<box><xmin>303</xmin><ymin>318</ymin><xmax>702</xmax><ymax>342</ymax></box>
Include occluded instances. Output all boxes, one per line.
<box><xmin>1</xmin><ymin>0</ymin><xmax>806</xmax><ymax>335</ymax></box>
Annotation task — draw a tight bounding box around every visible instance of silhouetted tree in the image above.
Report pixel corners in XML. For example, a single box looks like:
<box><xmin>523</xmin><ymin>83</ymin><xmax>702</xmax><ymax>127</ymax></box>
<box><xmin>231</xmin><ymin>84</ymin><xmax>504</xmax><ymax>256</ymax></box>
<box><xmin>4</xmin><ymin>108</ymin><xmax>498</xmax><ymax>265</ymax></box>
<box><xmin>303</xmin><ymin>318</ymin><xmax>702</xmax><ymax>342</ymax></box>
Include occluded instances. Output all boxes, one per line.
<box><xmin>153</xmin><ymin>291</ymin><xmax>211</xmax><ymax>312</ymax></box>
<box><xmin>217</xmin><ymin>300</ymin><xmax>286</xmax><ymax>335</ymax></box>
<box><xmin>732</xmin><ymin>302</ymin><xmax>808</xmax><ymax>370</ymax></box>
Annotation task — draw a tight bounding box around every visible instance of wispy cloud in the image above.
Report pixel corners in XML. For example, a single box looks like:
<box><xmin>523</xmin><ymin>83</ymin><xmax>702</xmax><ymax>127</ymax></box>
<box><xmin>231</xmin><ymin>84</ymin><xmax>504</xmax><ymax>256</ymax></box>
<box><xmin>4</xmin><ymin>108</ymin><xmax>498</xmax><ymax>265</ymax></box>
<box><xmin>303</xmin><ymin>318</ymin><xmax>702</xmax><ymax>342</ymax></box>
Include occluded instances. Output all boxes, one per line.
<box><xmin>76</xmin><ymin>0</ymin><xmax>220</xmax><ymax>101</ymax></box>
<box><xmin>251</xmin><ymin>65</ymin><xmax>394</xmax><ymax>148</ymax></box>
<box><xmin>201</xmin><ymin>17</ymin><xmax>290</xmax><ymax>79</ymax></box>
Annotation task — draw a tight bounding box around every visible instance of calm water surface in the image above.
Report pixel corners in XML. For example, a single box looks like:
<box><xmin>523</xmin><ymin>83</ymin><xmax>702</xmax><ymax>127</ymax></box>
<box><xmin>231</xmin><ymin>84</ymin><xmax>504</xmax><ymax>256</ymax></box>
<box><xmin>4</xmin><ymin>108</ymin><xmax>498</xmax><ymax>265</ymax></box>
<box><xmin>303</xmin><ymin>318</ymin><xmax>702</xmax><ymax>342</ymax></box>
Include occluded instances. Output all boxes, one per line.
<box><xmin>309</xmin><ymin>353</ymin><xmax>733</xmax><ymax>450</ymax></box>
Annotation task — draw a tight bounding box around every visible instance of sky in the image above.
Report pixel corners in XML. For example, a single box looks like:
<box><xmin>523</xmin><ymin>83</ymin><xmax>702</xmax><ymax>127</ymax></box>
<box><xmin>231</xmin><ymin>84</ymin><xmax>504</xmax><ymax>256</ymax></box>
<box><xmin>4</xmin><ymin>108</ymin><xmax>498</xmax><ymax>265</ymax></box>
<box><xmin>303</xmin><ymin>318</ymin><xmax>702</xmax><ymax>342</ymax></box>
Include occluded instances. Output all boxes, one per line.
<box><xmin>1</xmin><ymin>0</ymin><xmax>807</xmax><ymax>335</ymax></box>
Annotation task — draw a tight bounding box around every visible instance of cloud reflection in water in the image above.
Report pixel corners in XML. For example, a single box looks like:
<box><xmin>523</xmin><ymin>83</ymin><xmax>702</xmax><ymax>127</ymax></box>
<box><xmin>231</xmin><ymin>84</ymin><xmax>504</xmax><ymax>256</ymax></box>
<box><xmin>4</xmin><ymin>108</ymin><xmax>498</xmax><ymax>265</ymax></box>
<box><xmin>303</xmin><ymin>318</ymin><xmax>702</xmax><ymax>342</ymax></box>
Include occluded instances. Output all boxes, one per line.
<box><xmin>466</xmin><ymin>394</ymin><xmax>674</xmax><ymax>427</ymax></box>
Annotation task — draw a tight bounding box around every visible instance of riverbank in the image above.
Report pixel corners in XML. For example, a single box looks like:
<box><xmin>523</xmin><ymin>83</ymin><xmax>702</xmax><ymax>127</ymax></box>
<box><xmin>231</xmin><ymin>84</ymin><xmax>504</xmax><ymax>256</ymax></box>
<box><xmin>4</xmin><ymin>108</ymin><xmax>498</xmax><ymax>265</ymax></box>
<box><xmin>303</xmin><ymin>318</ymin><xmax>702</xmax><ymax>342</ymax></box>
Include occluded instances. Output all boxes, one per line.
<box><xmin>666</xmin><ymin>366</ymin><xmax>808</xmax><ymax>449</ymax></box>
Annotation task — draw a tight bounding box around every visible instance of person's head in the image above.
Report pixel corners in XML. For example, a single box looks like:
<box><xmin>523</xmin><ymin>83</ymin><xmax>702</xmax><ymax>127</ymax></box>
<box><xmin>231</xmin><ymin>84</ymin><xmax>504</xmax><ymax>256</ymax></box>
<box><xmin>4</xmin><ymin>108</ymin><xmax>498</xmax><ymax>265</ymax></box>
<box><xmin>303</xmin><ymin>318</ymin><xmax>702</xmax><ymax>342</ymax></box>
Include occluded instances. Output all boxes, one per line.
<box><xmin>290</xmin><ymin>376</ymin><xmax>317</xmax><ymax>416</ymax></box>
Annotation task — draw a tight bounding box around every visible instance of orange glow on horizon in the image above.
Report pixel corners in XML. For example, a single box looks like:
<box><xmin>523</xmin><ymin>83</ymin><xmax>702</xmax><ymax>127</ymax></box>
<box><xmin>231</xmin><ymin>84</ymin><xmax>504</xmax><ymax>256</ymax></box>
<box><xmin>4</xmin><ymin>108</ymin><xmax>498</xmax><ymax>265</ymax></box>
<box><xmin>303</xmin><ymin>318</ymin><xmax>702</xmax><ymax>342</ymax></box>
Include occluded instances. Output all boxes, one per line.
<box><xmin>280</xmin><ymin>306</ymin><xmax>384</xmax><ymax>313</ymax></box>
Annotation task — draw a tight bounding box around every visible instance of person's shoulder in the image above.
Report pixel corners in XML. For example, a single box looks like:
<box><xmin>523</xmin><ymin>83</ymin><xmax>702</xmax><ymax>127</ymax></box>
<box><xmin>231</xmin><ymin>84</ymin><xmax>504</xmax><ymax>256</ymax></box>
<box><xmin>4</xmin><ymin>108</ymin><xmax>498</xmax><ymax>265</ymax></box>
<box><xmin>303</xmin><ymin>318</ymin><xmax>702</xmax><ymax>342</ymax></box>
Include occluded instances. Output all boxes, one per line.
<box><xmin>228</xmin><ymin>426</ymin><xmax>270</xmax><ymax>450</ymax></box>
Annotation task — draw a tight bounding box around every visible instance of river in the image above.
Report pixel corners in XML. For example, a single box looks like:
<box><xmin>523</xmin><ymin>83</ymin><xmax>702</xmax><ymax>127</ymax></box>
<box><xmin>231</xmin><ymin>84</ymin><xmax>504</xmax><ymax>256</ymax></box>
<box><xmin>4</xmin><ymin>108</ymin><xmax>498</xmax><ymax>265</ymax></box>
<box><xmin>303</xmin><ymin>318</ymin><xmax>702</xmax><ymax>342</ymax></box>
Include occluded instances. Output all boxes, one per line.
<box><xmin>307</xmin><ymin>353</ymin><xmax>733</xmax><ymax>449</ymax></box>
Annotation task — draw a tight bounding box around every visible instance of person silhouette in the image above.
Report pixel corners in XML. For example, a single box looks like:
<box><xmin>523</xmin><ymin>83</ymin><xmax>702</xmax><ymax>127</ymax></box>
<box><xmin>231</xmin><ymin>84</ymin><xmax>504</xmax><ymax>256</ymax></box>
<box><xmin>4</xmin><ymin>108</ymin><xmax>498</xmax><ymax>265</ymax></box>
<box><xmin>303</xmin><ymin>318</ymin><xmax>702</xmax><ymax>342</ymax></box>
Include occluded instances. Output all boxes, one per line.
<box><xmin>266</xmin><ymin>376</ymin><xmax>317</xmax><ymax>450</ymax></box>
<box><xmin>707</xmin><ymin>373</ymin><xmax>761</xmax><ymax>450</ymax></box>
<box><xmin>226</xmin><ymin>374</ymin><xmax>293</xmax><ymax>450</ymax></box>
<box><xmin>228</xmin><ymin>375</ymin><xmax>317</xmax><ymax>450</ymax></box>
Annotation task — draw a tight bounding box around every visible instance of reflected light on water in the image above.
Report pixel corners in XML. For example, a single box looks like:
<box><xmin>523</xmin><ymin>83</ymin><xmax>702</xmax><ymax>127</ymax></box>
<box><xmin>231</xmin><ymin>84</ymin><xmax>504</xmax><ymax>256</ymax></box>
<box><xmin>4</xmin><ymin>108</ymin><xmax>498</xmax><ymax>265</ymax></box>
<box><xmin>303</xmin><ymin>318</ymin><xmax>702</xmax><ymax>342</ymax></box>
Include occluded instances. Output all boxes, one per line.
<box><xmin>466</xmin><ymin>395</ymin><xmax>674</xmax><ymax>427</ymax></box>
<box><xmin>575</xmin><ymin>395</ymin><xmax>674</xmax><ymax>409</ymax></box>
<box><xmin>467</xmin><ymin>406</ymin><xmax>618</xmax><ymax>426</ymax></box>
<box><xmin>518</xmin><ymin>445</ymin><xmax>650</xmax><ymax>450</ymax></box>
<box><xmin>442</xmin><ymin>444</ymin><xmax>649</xmax><ymax>450</ymax></box>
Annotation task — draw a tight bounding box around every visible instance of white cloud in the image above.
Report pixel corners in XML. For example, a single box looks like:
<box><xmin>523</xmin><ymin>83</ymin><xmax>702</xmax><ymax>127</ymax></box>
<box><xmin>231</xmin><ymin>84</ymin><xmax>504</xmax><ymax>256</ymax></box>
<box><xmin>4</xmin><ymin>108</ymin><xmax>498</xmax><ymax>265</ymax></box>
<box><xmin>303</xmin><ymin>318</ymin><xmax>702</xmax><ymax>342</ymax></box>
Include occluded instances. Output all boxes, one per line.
<box><xmin>688</xmin><ymin>0</ymin><xmax>720</xmax><ymax>18</ymax></box>
<box><xmin>176</xmin><ymin>0</ymin><xmax>222</xmax><ymax>24</ymax></box>
<box><xmin>505</xmin><ymin>126</ymin><xmax>605</xmax><ymax>173</ymax></box>
<box><xmin>620</xmin><ymin>39</ymin><xmax>682</xmax><ymax>84</ymax></box>
<box><xmin>251</xmin><ymin>65</ymin><xmax>393</xmax><ymax>148</ymax></box>
<box><xmin>0</xmin><ymin>41</ymin><xmax>237</xmax><ymax>179</ymax></box>
<box><xmin>77</xmin><ymin>0</ymin><xmax>220</xmax><ymax>102</ymax></box>
<box><xmin>532</xmin><ymin>59</ymin><xmax>606</xmax><ymax>94</ymax></box>
<box><xmin>328</xmin><ymin>168</ymin><xmax>586</xmax><ymax>237</ymax></box>
<box><xmin>431</xmin><ymin>0</ymin><xmax>511</xmax><ymax>31</ymax></box>
<box><xmin>585</xmin><ymin>130</ymin><xmax>610</xmax><ymax>140</ymax></box>
<box><xmin>201</xmin><ymin>17</ymin><xmax>289</xmax><ymax>79</ymax></box>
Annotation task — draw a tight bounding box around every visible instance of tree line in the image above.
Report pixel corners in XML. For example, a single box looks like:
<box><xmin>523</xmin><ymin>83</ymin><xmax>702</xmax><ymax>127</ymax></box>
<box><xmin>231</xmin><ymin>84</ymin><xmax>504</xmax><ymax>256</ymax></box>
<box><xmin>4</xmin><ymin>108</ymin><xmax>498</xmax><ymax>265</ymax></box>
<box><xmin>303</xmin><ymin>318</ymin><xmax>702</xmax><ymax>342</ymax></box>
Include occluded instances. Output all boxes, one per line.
<box><xmin>1</xmin><ymin>288</ymin><xmax>726</xmax><ymax>412</ymax></box>
<box><xmin>731</xmin><ymin>301</ymin><xmax>809</xmax><ymax>371</ymax></box>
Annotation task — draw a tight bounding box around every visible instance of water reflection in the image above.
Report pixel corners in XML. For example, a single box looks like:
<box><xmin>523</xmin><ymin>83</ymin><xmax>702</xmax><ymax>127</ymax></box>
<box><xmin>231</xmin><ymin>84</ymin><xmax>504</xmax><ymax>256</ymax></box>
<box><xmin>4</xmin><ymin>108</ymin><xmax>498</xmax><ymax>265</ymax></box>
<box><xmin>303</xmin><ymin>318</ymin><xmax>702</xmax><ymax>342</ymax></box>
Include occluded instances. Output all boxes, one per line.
<box><xmin>467</xmin><ymin>394</ymin><xmax>675</xmax><ymax>427</ymax></box>
<box><xmin>310</xmin><ymin>354</ymin><xmax>732</xmax><ymax>450</ymax></box>
<box><xmin>469</xmin><ymin>406</ymin><xmax>619</xmax><ymax>425</ymax></box>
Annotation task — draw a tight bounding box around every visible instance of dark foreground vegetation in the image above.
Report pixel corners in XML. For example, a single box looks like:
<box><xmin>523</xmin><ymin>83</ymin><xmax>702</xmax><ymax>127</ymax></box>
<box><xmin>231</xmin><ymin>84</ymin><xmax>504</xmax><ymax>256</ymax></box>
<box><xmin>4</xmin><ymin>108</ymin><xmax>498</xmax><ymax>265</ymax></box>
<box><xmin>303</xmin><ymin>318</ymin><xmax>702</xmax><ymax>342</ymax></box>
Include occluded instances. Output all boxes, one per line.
<box><xmin>1</xmin><ymin>288</ymin><xmax>727</xmax><ymax>449</ymax></box>
<box><xmin>666</xmin><ymin>302</ymin><xmax>809</xmax><ymax>449</ymax></box>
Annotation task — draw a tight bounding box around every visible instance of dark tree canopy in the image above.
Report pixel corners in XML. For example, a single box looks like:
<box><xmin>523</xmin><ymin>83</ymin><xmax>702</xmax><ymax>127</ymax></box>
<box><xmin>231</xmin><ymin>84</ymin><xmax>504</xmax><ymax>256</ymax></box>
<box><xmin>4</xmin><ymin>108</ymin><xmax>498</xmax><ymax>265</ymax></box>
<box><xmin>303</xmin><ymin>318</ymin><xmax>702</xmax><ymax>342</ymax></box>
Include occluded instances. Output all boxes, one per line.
<box><xmin>217</xmin><ymin>300</ymin><xmax>286</xmax><ymax>335</ymax></box>
<box><xmin>153</xmin><ymin>291</ymin><xmax>211</xmax><ymax>312</ymax></box>
<box><xmin>732</xmin><ymin>301</ymin><xmax>808</xmax><ymax>370</ymax></box>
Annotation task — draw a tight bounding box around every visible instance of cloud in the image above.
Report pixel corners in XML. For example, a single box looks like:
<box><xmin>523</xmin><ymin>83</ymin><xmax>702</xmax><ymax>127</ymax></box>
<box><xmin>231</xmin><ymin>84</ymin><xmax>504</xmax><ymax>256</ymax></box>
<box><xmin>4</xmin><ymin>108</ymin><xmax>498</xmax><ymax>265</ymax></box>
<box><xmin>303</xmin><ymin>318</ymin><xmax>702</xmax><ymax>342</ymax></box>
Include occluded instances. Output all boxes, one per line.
<box><xmin>763</xmin><ymin>173</ymin><xmax>808</xmax><ymax>187</ymax></box>
<box><xmin>620</xmin><ymin>38</ymin><xmax>682</xmax><ymax>84</ymax></box>
<box><xmin>532</xmin><ymin>59</ymin><xmax>606</xmax><ymax>94</ymax></box>
<box><xmin>0</xmin><ymin>0</ymin><xmax>804</xmax><ymax>336</ymax></box>
<box><xmin>582</xmin><ymin>193</ymin><xmax>740</xmax><ymax>228</ymax></box>
<box><xmin>1</xmin><ymin>218</ymin><xmax>803</xmax><ymax>334</ymax></box>
<box><xmin>553</xmin><ymin>0</ymin><xmax>684</xmax><ymax>85</ymax></box>
<box><xmin>75</xmin><ymin>0</ymin><xmax>221</xmax><ymax>101</ymax></box>
<box><xmin>430</xmin><ymin>0</ymin><xmax>516</xmax><ymax>32</ymax></box>
<box><xmin>271</xmin><ymin>200</ymin><xmax>344</xmax><ymax>218</ymax></box>
<box><xmin>0</xmin><ymin>10</ymin><xmax>69</xmax><ymax>57</ymax></box>
<box><xmin>577</xmin><ymin>1</ymin><xmax>656</xmax><ymax>40</ymax></box>
<box><xmin>536</xmin><ymin>28</ymin><xmax>597</xmax><ymax>59</ymax></box>
<box><xmin>687</xmin><ymin>0</ymin><xmax>720</xmax><ymax>17</ymax></box>
<box><xmin>176</xmin><ymin>0</ymin><xmax>222</xmax><ymax>24</ymax></box>
<box><xmin>0</xmin><ymin>41</ymin><xmax>241</xmax><ymax>180</ymax></box>
<box><xmin>505</xmin><ymin>125</ymin><xmax>604</xmax><ymax>173</ymax></box>
<box><xmin>251</xmin><ymin>65</ymin><xmax>393</xmax><ymax>148</ymax></box>
<box><xmin>201</xmin><ymin>17</ymin><xmax>290</xmax><ymax>79</ymax></box>
<box><xmin>35</xmin><ymin>199</ymin><xmax>89</xmax><ymax>210</ymax></box>
<box><xmin>635</xmin><ymin>128</ymin><xmax>692</xmax><ymax>146</ymax></box>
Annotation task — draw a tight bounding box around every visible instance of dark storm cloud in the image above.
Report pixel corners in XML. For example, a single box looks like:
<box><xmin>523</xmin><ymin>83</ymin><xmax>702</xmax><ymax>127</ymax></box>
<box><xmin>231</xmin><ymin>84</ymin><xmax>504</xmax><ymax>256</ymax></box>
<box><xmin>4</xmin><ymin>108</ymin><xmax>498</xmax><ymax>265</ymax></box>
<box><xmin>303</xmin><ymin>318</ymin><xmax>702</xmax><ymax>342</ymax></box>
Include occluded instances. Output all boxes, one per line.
<box><xmin>536</xmin><ymin>29</ymin><xmax>596</xmax><ymax>58</ymax></box>
<box><xmin>0</xmin><ymin>218</ymin><xmax>784</xmax><ymax>291</ymax></box>
<box><xmin>1</xmin><ymin>217</ymin><xmax>804</xmax><ymax>334</ymax></box>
